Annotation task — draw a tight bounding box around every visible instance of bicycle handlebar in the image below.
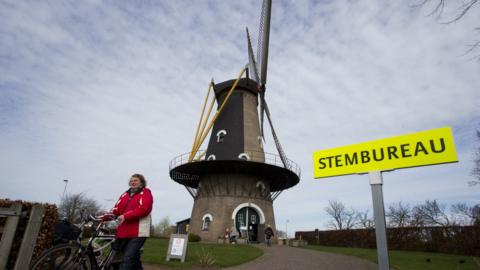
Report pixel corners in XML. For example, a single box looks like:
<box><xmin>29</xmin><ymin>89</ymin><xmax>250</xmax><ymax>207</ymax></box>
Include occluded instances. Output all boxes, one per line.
<box><xmin>88</xmin><ymin>212</ymin><xmax>117</xmax><ymax>222</ymax></box>
<box><xmin>98</xmin><ymin>213</ymin><xmax>117</xmax><ymax>221</ymax></box>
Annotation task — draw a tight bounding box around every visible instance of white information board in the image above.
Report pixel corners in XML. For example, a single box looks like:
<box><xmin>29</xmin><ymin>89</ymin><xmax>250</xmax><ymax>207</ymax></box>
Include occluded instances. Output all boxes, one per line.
<box><xmin>171</xmin><ymin>237</ymin><xmax>185</xmax><ymax>256</ymax></box>
<box><xmin>166</xmin><ymin>234</ymin><xmax>188</xmax><ymax>262</ymax></box>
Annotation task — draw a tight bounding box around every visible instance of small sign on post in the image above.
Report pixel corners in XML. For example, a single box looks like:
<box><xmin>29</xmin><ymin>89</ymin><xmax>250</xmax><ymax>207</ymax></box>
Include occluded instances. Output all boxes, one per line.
<box><xmin>313</xmin><ymin>127</ymin><xmax>458</xmax><ymax>270</ymax></box>
<box><xmin>166</xmin><ymin>234</ymin><xmax>189</xmax><ymax>262</ymax></box>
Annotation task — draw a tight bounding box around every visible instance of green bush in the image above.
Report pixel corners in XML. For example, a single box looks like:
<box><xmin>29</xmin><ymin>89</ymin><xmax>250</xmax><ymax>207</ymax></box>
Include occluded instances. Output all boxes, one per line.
<box><xmin>188</xmin><ymin>233</ymin><xmax>201</xmax><ymax>242</ymax></box>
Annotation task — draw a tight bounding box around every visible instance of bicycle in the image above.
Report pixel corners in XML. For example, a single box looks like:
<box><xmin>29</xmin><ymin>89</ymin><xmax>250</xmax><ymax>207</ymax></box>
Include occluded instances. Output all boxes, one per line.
<box><xmin>30</xmin><ymin>213</ymin><xmax>122</xmax><ymax>270</ymax></box>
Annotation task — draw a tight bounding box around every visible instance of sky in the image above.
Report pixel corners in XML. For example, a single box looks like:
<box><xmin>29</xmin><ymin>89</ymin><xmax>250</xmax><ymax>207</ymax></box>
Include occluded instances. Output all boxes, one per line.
<box><xmin>1</xmin><ymin>0</ymin><xmax>479</xmax><ymax>236</ymax></box>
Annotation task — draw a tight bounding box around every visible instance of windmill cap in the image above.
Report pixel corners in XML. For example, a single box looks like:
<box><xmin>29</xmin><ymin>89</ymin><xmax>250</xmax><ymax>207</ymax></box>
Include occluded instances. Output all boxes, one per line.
<box><xmin>213</xmin><ymin>78</ymin><xmax>259</xmax><ymax>97</ymax></box>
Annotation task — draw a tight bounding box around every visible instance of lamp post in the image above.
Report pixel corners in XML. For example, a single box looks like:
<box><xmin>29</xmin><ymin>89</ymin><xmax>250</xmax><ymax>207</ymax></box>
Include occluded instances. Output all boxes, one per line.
<box><xmin>62</xmin><ymin>179</ymin><xmax>69</xmax><ymax>199</ymax></box>
<box><xmin>285</xmin><ymin>219</ymin><xmax>289</xmax><ymax>240</ymax></box>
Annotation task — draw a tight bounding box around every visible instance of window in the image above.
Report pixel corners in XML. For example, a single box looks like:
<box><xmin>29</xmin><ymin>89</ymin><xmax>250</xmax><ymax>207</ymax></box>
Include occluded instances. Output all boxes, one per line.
<box><xmin>238</xmin><ymin>153</ymin><xmax>250</xmax><ymax>160</ymax></box>
<box><xmin>207</xmin><ymin>154</ymin><xmax>216</xmax><ymax>160</ymax></box>
<box><xmin>202</xmin><ymin>214</ymin><xmax>213</xmax><ymax>231</ymax></box>
<box><xmin>256</xmin><ymin>181</ymin><xmax>266</xmax><ymax>192</ymax></box>
<box><xmin>251</xmin><ymin>215</ymin><xmax>257</xmax><ymax>224</ymax></box>
<box><xmin>238</xmin><ymin>214</ymin><xmax>244</xmax><ymax>226</ymax></box>
<box><xmin>202</xmin><ymin>217</ymin><xmax>211</xmax><ymax>231</ymax></box>
<box><xmin>216</xmin><ymin>130</ymin><xmax>227</xmax><ymax>143</ymax></box>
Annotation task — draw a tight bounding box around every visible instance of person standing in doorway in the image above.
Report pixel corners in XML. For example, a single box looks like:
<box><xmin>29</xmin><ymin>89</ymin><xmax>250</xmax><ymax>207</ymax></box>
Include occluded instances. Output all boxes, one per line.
<box><xmin>264</xmin><ymin>224</ymin><xmax>274</xmax><ymax>247</ymax></box>
<box><xmin>229</xmin><ymin>225</ymin><xmax>239</xmax><ymax>244</ymax></box>
<box><xmin>224</xmin><ymin>227</ymin><xmax>230</xmax><ymax>241</ymax></box>
<box><xmin>112</xmin><ymin>173</ymin><xmax>153</xmax><ymax>270</ymax></box>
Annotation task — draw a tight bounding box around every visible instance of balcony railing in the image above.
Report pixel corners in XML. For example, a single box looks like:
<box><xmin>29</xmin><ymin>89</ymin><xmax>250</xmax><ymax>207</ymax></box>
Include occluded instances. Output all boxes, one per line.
<box><xmin>169</xmin><ymin>149</ymin><xmax>301</xmax><ymax>178</ymax></box>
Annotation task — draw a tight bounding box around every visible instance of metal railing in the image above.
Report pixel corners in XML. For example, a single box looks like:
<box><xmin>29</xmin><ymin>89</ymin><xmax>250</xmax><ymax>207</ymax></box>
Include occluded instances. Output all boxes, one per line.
<box><xmin>169</xmin><ymin>149</ymin><xmax>301</xmax><ymax>178</ymax></box>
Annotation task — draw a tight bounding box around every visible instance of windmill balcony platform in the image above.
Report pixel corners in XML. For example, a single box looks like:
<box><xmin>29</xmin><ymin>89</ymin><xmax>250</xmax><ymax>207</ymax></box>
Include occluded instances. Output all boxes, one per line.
<box><xmin>169</xmin><ymin>150</ymin><xmax>301</xmax><ymax>192</ymax></box>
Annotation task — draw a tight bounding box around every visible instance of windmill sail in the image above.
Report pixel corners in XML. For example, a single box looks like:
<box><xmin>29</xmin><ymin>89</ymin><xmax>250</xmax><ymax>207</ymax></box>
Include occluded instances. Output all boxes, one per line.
<box><xmin>255</xmin><ymin>0</ymin><xmax>271</xmax><ymax>140</ymax></box>
<box><xmin>246</xmin><ymin>28</ymin><xmax>260</xmax><ymax>84</ymax></box>
<box><xmin>257</xmin><ymin>0</ymin><xmax>271</xmax><ymax>86</ymax></box>
<box><xmin>247</xmin><ymin>28</ymin><xmax>267</xmax><ymax>140</ymax></box>
<box><xmin>263</xmin><ymin>100</ymin><xmax>290</xmax><ymax>170</ymax></box>
<box><xmin>246</xmin><ymin>0</ymin><xmax>289</xmax><ymax>170</ymax></box>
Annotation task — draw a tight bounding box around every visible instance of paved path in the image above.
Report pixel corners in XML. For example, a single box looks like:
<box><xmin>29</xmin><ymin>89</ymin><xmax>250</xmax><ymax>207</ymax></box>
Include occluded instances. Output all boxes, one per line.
<box><xmin>144</xmin><ymin>245</ymin><xmax>377</xmax><ymax>270</ymax></box>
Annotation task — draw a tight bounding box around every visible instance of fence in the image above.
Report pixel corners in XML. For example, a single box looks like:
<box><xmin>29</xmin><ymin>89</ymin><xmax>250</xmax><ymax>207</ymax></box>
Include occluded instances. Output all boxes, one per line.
<box><xmin>0</xmin><ymin>199</ymin><xmax>57</xmax><ymax>269</ymax></box>
<box><xmin>296</xmin><ymin>226</ymin><xmax>480</xmax><ymax>256</ymax></box>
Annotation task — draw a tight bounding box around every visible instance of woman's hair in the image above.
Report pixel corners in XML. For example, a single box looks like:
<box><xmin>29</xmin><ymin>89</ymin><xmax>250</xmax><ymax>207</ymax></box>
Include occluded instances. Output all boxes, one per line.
<box><xmin>131</xmin><ymin>173</ymin><xmax>147</xmax><ymax>187</ymax></box>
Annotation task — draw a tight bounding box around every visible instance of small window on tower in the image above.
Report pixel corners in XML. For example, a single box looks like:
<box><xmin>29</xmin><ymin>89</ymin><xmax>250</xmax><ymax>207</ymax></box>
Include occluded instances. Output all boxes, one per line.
<box><xmin>216</xmin><ymin>130</ymin><xmax>227</xmax><ymax>143</ymax></box>
<box><xmin>202</xmin><ymin>214</ymin><xmax>213</xmax><ymax>231</ymax></box>
<box><xmin>238</xmin><ymin>153</ymin><xmax>250</xmax><ymax>160</ymax></box>
<box><xmin>256</xmin><ymin>181</ymin><xmax>266</xmax><ymax>192</ymax></box>
<box><xmin>202</xmin><ymin>217</ymin><xmax>211</xmax><ymax>231</ymax></box>
<box><xmin>207</xmin><ymin>154</ymin><xmax>216</xmax><ymax>161</ymax></box>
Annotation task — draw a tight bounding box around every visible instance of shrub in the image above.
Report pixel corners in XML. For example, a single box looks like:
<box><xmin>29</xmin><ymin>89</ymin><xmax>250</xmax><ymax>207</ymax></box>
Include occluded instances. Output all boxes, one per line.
<box><xmin>189</xmin><ymin>233</ymin><xmax>201</xmax><ymax>242</ymax></box>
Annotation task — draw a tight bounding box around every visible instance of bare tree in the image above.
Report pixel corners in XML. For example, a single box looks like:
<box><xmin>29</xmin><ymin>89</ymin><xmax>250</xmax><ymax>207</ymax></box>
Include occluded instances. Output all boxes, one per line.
<box><xmin>470</xmin><ymin>130</ymin><xmax>480</xmax><ymax>186</ymax></box>
<box><xmin>414</xmin><ymin>0</ymin><xmax>479</xmax><ymax>22</ymax></box>
<box><xmin>413</xmin><ymin>200</ymin><xmax>451</xmax><ymax>226</ymax></box>
<box><xmin>356</xmin><ymin>209</ymin><xmax>375</xmax><ymax>229</ymax></box>
<box><xmin>344</xmin><ymin>208</ymin><xmax>358</xmax><ymax>229</ymax></box>
<box><xmin>325</xmin><ymin>200</ymin><xmax>346</xmax><ymax>230</ymax></box>
<box><xmin>153</xmin><ymin>216</ymin><xmax>174</xmax><ymax>237</ymax></box>
<box><xmin>451</xmin><ymin>203</ymin><xmax>480</xmax><ymax>225</ymax></box>
<box><xmin>324</xmin><ymin>200</ymin><xmax>358</xmax><ymax>230</ymax></box>
<box><xmin>413</xmin><ymin>0</ymin><xmax>480</xmax><ymax>60</ymax></box>
<box><xmin>387</xmin><ymin>202</ymin><xmax>412</xmax><ymax>228</ymax></box>
<box><xmin>59</xmin><ymin>192</ymin><xmax>103</xmax><ymax>224</ymax></box>
<box><xmin>410</xmin><ymin>206</ymin><xmax>426</xmax><ymax>227</ymax></box>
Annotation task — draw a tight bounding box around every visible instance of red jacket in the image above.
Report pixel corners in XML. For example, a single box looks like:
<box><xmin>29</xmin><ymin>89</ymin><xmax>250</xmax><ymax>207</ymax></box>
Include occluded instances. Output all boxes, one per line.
<box><xmin>112</xmin><ymin>187</ymin><xmax>153</xmax><ymax>238</ymax></box>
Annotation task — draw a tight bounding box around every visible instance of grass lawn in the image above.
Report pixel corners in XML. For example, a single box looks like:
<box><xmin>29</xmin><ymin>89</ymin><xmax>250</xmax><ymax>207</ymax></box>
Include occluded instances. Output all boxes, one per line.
<box><xmin>142</xmin><ymin>238</ymin><xmax>263</xmax><ymax>268</ymax></box>
<box><xmin>304</xmin><ymin>245</ymin><xmax>480</xmax><ymax>270</ymax></box>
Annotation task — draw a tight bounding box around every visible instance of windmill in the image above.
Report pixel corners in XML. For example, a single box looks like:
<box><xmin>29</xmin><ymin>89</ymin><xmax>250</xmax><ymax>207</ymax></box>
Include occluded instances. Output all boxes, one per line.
<box><xmin>169</xmin><ymin>0</ymin><xmax>300</xmax><ymax>243</ymax></box>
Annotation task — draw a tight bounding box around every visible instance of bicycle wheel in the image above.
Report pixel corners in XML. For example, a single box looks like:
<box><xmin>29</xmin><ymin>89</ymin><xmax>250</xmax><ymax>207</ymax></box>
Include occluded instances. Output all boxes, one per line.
<box><xmin>99</xmin><ymin>249</ymin><xmax>121</xmax><ymax>270</ymax></box>
<box><xmin>92</xmin><ymin>235</ymin><xmax>115</xmax><ymax>262</ymax></box>
<box><xmin>30</xmin><ymin>243</ymin><xmax>95</xmax><ymax>270</ymax></box>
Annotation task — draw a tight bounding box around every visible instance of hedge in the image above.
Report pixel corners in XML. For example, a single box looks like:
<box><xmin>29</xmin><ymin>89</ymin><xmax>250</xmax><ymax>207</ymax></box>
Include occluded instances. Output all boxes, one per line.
<box><xmin>296</xmin><ymin>226</ymin><xmax>480</xmax><ymax>256</ymax></box>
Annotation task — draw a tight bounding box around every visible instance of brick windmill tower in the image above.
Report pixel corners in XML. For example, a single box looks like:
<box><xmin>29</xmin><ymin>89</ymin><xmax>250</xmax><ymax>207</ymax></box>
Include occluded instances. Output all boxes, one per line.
<box><xmin>169</xmin><ymin>0</ymin><xmax>300</xmax><ymax>242</ymax></box>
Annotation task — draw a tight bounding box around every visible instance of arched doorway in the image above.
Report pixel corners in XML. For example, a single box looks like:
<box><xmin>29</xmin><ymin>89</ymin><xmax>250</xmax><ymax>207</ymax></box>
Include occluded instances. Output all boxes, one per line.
<box><xmin>235</xmin><ymin>207</ymin><xmax>260</xmax><ymax>242</ymax></box>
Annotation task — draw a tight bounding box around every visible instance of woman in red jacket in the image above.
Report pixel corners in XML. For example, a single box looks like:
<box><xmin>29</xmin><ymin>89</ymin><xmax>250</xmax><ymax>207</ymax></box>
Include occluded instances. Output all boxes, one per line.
<box><xmin>112</xmin><ymin>173</ymin><xmax>153</xmax><ymax>270</ymax></box>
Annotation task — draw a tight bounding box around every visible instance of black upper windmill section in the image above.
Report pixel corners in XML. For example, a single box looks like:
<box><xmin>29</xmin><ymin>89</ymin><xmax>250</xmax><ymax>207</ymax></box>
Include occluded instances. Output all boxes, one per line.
<box><xmin>169</xmin><ymin>76</ymin><xmax>300</xmax><ymax>192</ymax></box>
<box><xmin>205</xmin><ymin>78</ymin><xmax>258</xmax><ymax>160</ymax></box>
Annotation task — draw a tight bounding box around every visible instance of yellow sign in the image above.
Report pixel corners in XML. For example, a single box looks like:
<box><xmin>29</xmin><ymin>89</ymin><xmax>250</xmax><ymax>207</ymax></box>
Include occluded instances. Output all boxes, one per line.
<box><xmin>313</xmin><ymin>127</ymin><xmax>458</xmax><ymax>178</ymax></box>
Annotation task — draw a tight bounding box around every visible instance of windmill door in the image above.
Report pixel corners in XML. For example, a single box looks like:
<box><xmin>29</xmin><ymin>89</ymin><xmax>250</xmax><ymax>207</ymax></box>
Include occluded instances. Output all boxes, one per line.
<box><xmin>235</xmin><ymin>207</ymin><xmax>260</xmax><ymax>242</ymax></box>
